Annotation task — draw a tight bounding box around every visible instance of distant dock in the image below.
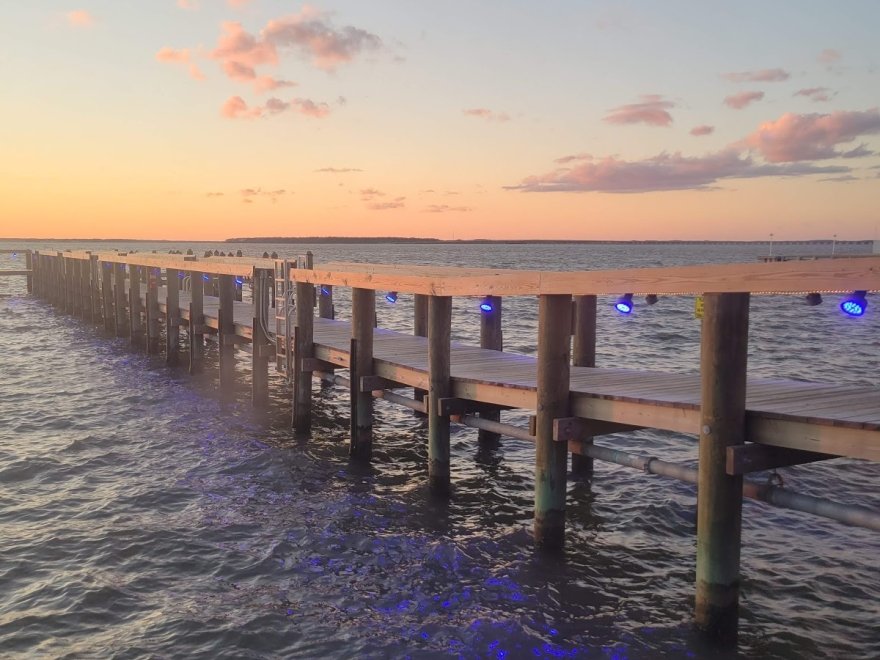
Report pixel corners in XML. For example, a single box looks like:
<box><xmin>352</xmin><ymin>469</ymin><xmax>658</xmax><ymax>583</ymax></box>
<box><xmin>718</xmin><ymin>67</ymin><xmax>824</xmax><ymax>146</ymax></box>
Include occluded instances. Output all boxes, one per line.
<box><xmin>4</xmin><ymin>247</ymin><xmax>880</xmax><ymax>645</ymax></box>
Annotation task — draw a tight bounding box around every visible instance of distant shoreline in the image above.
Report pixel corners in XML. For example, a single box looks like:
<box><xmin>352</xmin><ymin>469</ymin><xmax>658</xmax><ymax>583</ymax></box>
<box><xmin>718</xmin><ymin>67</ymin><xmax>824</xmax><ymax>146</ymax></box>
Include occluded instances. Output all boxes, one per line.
<box><xmin>0</xmin><ymin>236</ymin><xmax>873</xmax><ymax>246</ymax></box>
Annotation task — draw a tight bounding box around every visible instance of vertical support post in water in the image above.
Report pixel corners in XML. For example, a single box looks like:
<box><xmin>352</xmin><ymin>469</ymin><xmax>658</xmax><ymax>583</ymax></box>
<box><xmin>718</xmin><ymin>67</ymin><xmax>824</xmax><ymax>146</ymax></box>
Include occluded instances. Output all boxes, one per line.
<box><xmin>293</xmin><ymin>277</ymin><xmax>315</xmax><ymax>433</ymax></box>
<box><xmin>318</xmin><ymin>284</ymin><xmax>334</xmax><ymax>319</ymax></box>
<box><xmin>428</xmin><ymin>295</ymin><xmax>452</xmax><ymax>495</ymax></box>
<box><xmin>350</xmin><ymin>288</ymin><xmax>374</xmax><ymax>460</ymax></box>
<box><xmin>166</xmin><ymin>267</ymin><xmax>180</xmax><ymax>365</ymax></box>
<box><xmin>571</xmin><ymin>295</ymin><xmax>597</xmax><ymax>476</ymax></box>
<box><xmin>188</xmin><ymin>269</ymin><xmax>204</xmax><ymax>375</ymax></box>
<box><xmin>218</xmin><ymin>274</ymin><xmax>236</xmax><ymax>398</ymax></box>
<box><xmin>114</xmin><ymin>262</ymin><xmax>128</xmax><ymax>337</ymax></box>
<box><xmin>478</xmin><ymin>295</ymin><xmax>503</xmax><ymax>446</ymax></box>
<box><xmin>145</xmin><ymin>268</ymin><xmax>161</xmax><ymax>355</ymax></box>
<box><xmin>252</xmin><ymin>268</ymin><xmax>271</xmax><ymax>408</ymax></box>
<box><xmin>78</xmin><ymin>257</ymin><xmax>88</xmax><ymax>319</ymax></box>
<box><xmin>25</xmin><ymin>250</ymin><xmax>32</xmax><ymax>293</ymax></box>
<box><xmin>695</xmin><ymin>292</ymin><xmax>749</xmax><ymax>645</ymax></box>
<box><xmin>534</xmin><ymin>294</ymin><xmax>572</xmax><ymax>551</ymax></box>
<box><xmin>90</xmin><ymin>254</ymin><xmax>101</xmax><ymax>325</ymax></box>
<box><xmin>129</xmin><ymin>264</ymin><xmax>143</xmax><ymax>348</ymax></box>
<box><xmin>102</xmin><ymin>261</ymin><xmax>114</xmax><ymax>333</ymax></box>
<box><xmin>413</xmin><ymin>293</ymin><xmax>429</xmax><ymax>417</ymax></box>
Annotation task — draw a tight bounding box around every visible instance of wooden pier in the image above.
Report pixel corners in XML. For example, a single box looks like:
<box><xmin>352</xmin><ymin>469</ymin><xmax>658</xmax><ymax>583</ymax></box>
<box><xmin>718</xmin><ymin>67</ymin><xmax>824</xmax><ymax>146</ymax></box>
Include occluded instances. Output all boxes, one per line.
<box><xmin>8</xmin><ymin>248</ymin><xmax>880</xmax><ymax>644</ymax></box>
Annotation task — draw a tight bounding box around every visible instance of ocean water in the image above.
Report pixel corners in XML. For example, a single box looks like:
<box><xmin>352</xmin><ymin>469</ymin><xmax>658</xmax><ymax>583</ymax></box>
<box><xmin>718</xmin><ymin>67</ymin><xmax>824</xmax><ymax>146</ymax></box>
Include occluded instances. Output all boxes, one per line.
<box><xmin>0</xmin><ymin>241</ymin><xmax>878</xmax><ymax>659</ymax></box>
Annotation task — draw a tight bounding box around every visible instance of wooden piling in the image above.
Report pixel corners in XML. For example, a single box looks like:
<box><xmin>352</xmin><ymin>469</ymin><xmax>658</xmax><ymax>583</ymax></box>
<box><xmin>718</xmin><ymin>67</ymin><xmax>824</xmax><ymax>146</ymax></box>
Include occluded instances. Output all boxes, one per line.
<box><xmin>166</xmin><ymin>268</ymin><xmax>180</xmax><ymax>365</ymax></box>
<box><xmin>695</xmin><ymin>292</ymin><xmax>749</xmax><ymax>644</ymax></box>
<box><xmin>25</xmin><ymin>251</ymin><xmax>32</xmax><ymax>293</ymax></box>
<box><xmin>413</xmin><ymin>293</ymin><xmax>429</xmax><ymax>416</ymax></box>
<box><xmin>428</xmin><ymin>295</ymin><xmax>452</xmax><ymax>495</ymax></box>
<box><xmin>571</xmin><ymin>295</ymin><xmax>597</xmax><ymax>476</ymax></box>
<box><xmin>293</xmin><ymin>280</ymin><xmax>315</xmax><ymax>432</ymax></box>
<box><xmin>114</xmin><ymin>263</ymin><xmax>128</xmax><ymax>337</ymax></box>
<box><xmin>102</xmin><ymin>261</ymin><xmax>114</xmax><ymax>333</ymax></box>
<box><xmin>218</xmin><ymin>274</ymin><xmax>236</xmax><ymax>397</ymax></box>
<box><xmin>129</xmin><ymin>265</ymin><xmax>143</xmax><ymax>348</ymax></box>
<box><xmin>350</xmin><ymin>288</ymin><xmax>374</xmax><ymax>460</ymax></box>
<box><xmin>534</xmin><ymin>294</ymin><xmax>572</xmax><ymax>550</ymax></box>
<box><xmin>251</xmin><ymin>268</ymin><xmax>271</xmax><ymax>407</ymax></box>
<box><xmin>89</xmin><ymin>255</ymin><xmax>101</xmax><ymax>324</ymax></box>
<box><xmin>318</xmin><ymin>284</ymin><xmax>334</xmax><ymax>319</ymax></box>
<box><xmin>145</xmin><ymin>269</ymin><xmax>161</xmax><ymax>354</ymax></box>
<box><xmin>478</xmin><ymin>296</ymin><xmax>503</xmax><ymax>446</ymax></box>
<box><xmin>188</xmin><ymin>269</ymin><xmax>204</xmax><ymax>374</ymax></box>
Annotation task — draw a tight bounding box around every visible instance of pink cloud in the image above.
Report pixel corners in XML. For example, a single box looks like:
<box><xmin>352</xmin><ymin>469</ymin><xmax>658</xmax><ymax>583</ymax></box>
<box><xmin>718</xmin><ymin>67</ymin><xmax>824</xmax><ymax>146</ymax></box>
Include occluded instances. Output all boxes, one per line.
<box><xmin>724</xmin><ymin>91</ymin><xmax>764</xmax><ymax>109</ymax></box>
<box><xmin>722</xmin><ymin>68</ymin><xmax>789</xmax><ymax>83</ymax></box>
<box><xmin>690</xmin><ymin>125</ymin><xmax>714</xmax><ymax>136</ymax></box>
<box><xmin>818</xmin><ymin>49</ymin><xmax>841</xmax><ymax>64</ymax></box>
<box><xmin>463</xmin><ymin>108</ymin><xmax>511</xmax><ymax>122</ymax></box>
<box><xmin>554</xmin><ymin>153</ymin><xmax>591</xmax><ymax>164</ymax></box>
<box><xmin>221</xmin><ymin>60</ymin><xmax>295</xmax><ymax>92</ymax></box>
<box><xmin>507</xmin><ymin>150</ymin><xmax>848</xmax><ymax>193</ymax></box>
<box><xmin>66</xmin><ymin>10</ymin><xmax>94</xmax><ymax>27</ymax></box>
<box><xmin>604</xmin><ymin>95</ymin><xmax>674</xmax><ymax>127</ymax></box>
<box><xmin>424</xmin><ymin>205</ymin><xmax>472</xmax><ymax>213</ymax></box>
<box><xmin>263</xmin><ymin>8</ymin><xmax>382</xmax><ymax>71</ymax></box>
<box><xmin>368</xmin><ymin>197</ymin><xmax>405</xmax><ymax>211</ymax></box>
<box><xmin>228</xmin><ymin>0</ymin><xmax>254</xmax><ymax>7</ymax></box>
<box><xmin>743</xmin><ymin>109</ymin><xmax>880</xmax><ymax>162</ymax></box>
<box><xmin>156</xmin><ymin>47</ymin><xmax>191</xmax><ymax>64</ymax></box>
<box><xmin>212</xmin><ymin>21</ymin><xmax>278</xmax><ymax>69</ymax></box>
<box><xmin>794</xmin><ymin>87</ymin><xmax>834</xmax><ymax>103</ymax></box>
<box><xmin>292</xmin><ymin>98</ymin><xmax>331</xmax><ymax>118</ymax></box>
<box><xmin>221</xmin><ymin>96</ymin><xmax>262</xmax><ymax>119</ymax></box>
<box><xmin>177</xmin><ymin>0</ymin><xmax>199</xmax><ymax>9</ymax></box>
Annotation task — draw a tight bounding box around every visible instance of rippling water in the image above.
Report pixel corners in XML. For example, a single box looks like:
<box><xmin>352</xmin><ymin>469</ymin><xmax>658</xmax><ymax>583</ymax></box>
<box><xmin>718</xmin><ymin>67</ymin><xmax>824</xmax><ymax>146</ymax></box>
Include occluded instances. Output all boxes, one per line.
<box><xmin>1</xmin><ymin>242</ymin><xmax>878</xmax><ymax>659</ymax></box>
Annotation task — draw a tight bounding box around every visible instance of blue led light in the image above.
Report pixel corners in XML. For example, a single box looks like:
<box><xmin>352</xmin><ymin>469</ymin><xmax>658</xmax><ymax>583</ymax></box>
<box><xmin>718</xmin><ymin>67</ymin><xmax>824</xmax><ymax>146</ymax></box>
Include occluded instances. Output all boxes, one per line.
<box><xmin>614</xmin><ymin>293</ymin><xmax>634</xmax><ymax>315</ymax></box>
<box><xmin>320</xmin><ymin>286</ymin><xmax>330</xmax><ymax>296</ymax></box>
<box><xmin>203</xmin><ymin>275</ymin><xmax>210</xmax><ymax>281</ymax></box>
<box><xmin>840</xmin><ymin>291</ymin><xmax>867</xmax><ymax>317</ymax></box>
<box><xmin>480</xmin><ymin>301</ymin><xmax>494</xmax><ymax>313</ymax></box>
<box><xmin>235</xmin><ymin>278</ymin><xmax>243</xmax><ymax>286</ymax></box>
<box><xmin>385</xmin><ymin>291</ymin><xmax>398</xmax><ymax>304</ymax></box>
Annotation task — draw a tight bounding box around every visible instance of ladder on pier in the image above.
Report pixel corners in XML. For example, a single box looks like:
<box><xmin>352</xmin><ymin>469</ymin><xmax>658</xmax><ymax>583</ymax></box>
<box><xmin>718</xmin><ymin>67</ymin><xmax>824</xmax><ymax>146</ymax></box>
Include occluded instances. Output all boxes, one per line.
<box><xmin>274</xmin><ymin>255</ymin><xmax>312</xmax><ymax>380</ymax></box>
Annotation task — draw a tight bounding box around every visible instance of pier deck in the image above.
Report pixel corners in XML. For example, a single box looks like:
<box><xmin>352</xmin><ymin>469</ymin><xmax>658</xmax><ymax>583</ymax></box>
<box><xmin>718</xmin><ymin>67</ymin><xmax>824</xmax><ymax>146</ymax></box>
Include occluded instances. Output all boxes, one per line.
<box><xmin>149</xmin><ymin>287</ymin><xmax>880</xmax><ymax>462</ymax></box>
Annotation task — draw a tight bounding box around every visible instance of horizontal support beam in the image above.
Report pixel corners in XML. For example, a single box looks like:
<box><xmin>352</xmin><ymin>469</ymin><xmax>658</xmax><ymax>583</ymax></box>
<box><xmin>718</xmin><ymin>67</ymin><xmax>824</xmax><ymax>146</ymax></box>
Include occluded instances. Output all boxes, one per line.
<box><xmin>553</xmin><ymin>416</ymin><xmax>642</xmax><ymax>442</ymax></box>
<box><xmin>726</xmin><ymin>443</ymin><xmax>835</xmax><ymax>475</ymax></box>
<box><xmin>0</xmin><ymin>270</ymin><xmax>31</xmax><ymax>277</ymax></box>
<box><xmin>302</xmin><ymin>356</ymin><xmax>338</xmax><ymax>373</ymax></box>
<box><xmin>220</xmin><ymin>334</ymin><xmax>249</xmax><ymax>346</ymax></box>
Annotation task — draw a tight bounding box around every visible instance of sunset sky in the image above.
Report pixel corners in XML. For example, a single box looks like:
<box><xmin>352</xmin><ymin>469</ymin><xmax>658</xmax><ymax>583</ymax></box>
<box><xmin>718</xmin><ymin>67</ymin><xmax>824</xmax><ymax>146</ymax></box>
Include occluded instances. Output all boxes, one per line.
<box><xmin>2</xmin><ymin>1</ymin><xmax>879</xmax><ymax>240</ymax></box>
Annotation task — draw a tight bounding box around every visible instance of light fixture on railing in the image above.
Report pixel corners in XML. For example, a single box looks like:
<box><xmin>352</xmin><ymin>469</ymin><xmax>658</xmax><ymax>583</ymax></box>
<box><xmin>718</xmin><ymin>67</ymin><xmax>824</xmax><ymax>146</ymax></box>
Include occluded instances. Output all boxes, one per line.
<box><xmin>840</xmin><ymin>291</ymin><xmax>867</xmax><ymax>317</ymax></box>
<box><xmin>645</xmin><ymin>294</ymin><xmax>659</xmax><ymax>306</ymax></box>
<box><xmin>235</xmin><ymin>278</ymin><xmax>243</xmax><ymax>286</ymax></box>
<box><xmin>479</xmin><ymin>297</ymin><xmax>494</xmax><ymax>313</ymax></box>
<box><xmin>805</xmin><ymin>292</ymin><xmax>823</xmax><ymax>306</ymax></box>
<box><xmin>320</xmin><ymin>286</ymin><xmax>331</xmax><ymax>296</ymax></box>
<box><xmin>385</xmin><ymin>291</ymin><xmax>398</xmax><ymax>304</ymax></box>
<box><xmin>615</xmin><ymin>293</ymin><xmax>634</xmax><ymax>314</ymax></box>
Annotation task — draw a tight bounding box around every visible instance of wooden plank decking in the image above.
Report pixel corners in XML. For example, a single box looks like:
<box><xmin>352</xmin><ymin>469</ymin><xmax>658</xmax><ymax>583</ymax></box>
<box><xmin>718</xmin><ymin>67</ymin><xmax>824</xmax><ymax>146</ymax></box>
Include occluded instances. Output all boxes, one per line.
<box><xmin>150</xmin><ymin>288</ymin><xmax>880</xmax><ymax>462</ymax></box>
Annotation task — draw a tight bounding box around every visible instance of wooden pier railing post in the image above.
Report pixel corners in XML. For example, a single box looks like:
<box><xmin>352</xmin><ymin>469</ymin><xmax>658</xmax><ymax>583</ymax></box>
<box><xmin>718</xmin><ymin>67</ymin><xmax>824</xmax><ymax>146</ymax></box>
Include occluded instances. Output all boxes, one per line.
<box><xmin>318</xmin><ymin>284</ymin><xmax>334</xmax><ymax>319</ymax></box>
<box><xmin>129</xmin><ymin>265</ymin><xmax>144</xmax><ymax>348</ymax></box>
<box><xmin>25</xmin><ymin>250</ymin><xmax>32</xmax><ymax>293</ymax></box>
<box><xmin>695</xmin><ymin>292</ymin><xmax>749</xmax><ymax>644</ymax></box>
<box><xmin>146</xmin><ymin>269</ymin><xmax>161</xmax><ymax>354</ymax></box>
<box><xmin>63</xmin><ymin>256</ymin><xmax>72</xmax><ymax>314</ymax></box>
<box><xmin>88</xmin><ymin>254</ymin><xmax>99</xmax><ymax>324</ymax></box>
<box><xmin>252</xmin><ymin>268</ymin><xmax>271</xmax><ymax>407</ymax></box>
<box><xmin>79</xmin><ymin>257</ymin><xmax>88</xmax><ymax>319</ymax></box>
<box><xmin>534</xmin><ymin>294</ymin><xmax>572</xmax><ymax>550</ymax></box>
<box><xmin>293</xmin><ymin>278</ymin><xmax>315</xmax><ymax>432</ymax></box>
<box><xmin>479</xmin><ymin>295</ymin><xmax>503</xmax><ymax>446</ymax></box>
<box><xmin>101</xmin><ymin>262</ymin><xmax>114</xmax><ymax>333</ymax></box>
<box><xmin>218</xmin><ymin>274</ymin><xmax>236</xmax><ymax>397</ymax></box>
<box><xmin>188</xmin><ymin>269</ymin><xmax>204</xmax><ymax>374</ymax></box>
<box><xmin>114</xmin><ymin>262</ymin><xmax>128</xmax><ymax>337</ymax></box>
<box><xmin>165</xmin><ymin>267</ymin><xmax>180</xmax><ymax>365</ymax></box>
<box><xmin>350</xmin><ymin>288</ymin><xmax>374</xmax><ymax>460</ymax></box>
<box><xmin>571</xmin><ymin>295</ymin><xmax>597</xmax><ymax>476</ymax></box>
<box><xmin>428</xmin><ymin>295</ymin><xmax>452</xmax><ymax>495</ymax></box>
<box><xmin>413</xmin><ymin>293</ymin><xmax>429</xmax><ymax>417</ymax></box>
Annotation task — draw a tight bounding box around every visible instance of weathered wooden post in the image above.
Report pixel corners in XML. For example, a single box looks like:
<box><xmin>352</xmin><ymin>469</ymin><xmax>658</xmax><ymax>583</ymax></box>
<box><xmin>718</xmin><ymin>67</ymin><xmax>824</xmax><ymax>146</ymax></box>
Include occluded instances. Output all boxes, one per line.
<box><xmin>79</xmin><ymin>257</ymin><xmax>89</xmax><ymax>319</ymax></box>
<box><xmin>114</xmin><ymin>262</ymin><xmax>128</xmax><ymax>337</ymax></box>
<box><xmin>413</xmin><ymin>293</ymin><xmax>429</xmax><ymax>416</ymax></box>
<box><xmin>145</xmin><ymin>268</ymin><xmax>161</xmax><ymax>354</ymax></box>
<box><xmin>293</xmin><ymin>276</ymin><xmax>315</xmax><ymax>432</ymax></box>
<box><xmin>478</xmin><ymin>295</ymin><xmax>503</xmax><ymax>445</ymax></box>
<box><xmin>428</xmin><ymin>295</ymin><xmax>452</xmax><ymax>495</ymax></box>
<box><xmin>102</xmin><ymin>261</ymin><xmax>114</xmax><ymax>333</ymax></box>
<box><xmin>571</xmin><ymin>295</ymin><xmax>597</xmax><ymax>476</ymax></box>
<box><xmin>350</xmin><ymin>288</ymin><xmax>375</xmax><ymax>460</ymax></box>
<box><xmin>218</xmin><ymin>274</ymin><xmax>236</xmax><ymax>397</ymax></box>
<box><xmin>25</xmin><ymin>250</ymin><xmax>32</xmax><ymax>293</ymax></box>
<box><xmin>89</xmin><ymin>255</ymin><xmax>101</xmax><ymax>324</ymax></box>
<box><xmin>129</xmin><ymin>265</ymin><xmax>143</xmax><ymax>348</ymax></box>
<box><xmin>534</xmin><ymin>294</ymin><xmax>572</xmax><ymax>550</ymax></box>
<box><xmin>188</xmin><ymin>269</ymin><xmax>204</xmax><ymax>374</ymax></box>
<box><xmin>165</xmin><ymin>267</ymin><xmax>180</xmax><ymax>365</ymax></box>
<box><xmin>252</xmin><ymin>268</ymin><xmax>272</xmax><ymax>407</ymax></box>
<box><xmin>695</xmin><ymin>292</ymin><xmax>749</xmax><ymax>644</ymax></box>
<box><xmin>318</xmin><ymin>284</ymin><xmax>334</xmax><ymax>319</ymax></box>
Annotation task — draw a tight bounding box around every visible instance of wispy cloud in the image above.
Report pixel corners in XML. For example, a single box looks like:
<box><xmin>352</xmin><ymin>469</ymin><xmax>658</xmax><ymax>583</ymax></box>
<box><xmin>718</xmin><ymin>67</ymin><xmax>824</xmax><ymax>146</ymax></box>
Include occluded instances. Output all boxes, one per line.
<box><xmin>206</xmin><ymin>192</ymin><xmax>224</xmax><ymax>197</ymax></box>
<box><xmin>724</xmin><ymin>91</ymin><xmax>764</xmax><ymax>109</ymax></box>
<box><xmin>177</xmin><ymin>0</ymin><xmax>199</xmax><ymax>9</ymax></box>
<box><xmin>368</xmin><ymin>198</ymin><xmax>405</xmax><ymax>211</ymax></box>
<box><xmin>690</xmin><ymin>125</ymin><xmax>714</xmax><ymax>136</ymax></box>
<box><xmin>424</xmin><ymin>205</ymin><xmax>472</xmax><ymax>213</ymax></box>
<box><xmin>221</xmin><ymin>96</ymin><xmax>263</xmax><ymax>119</ymax></box>
<box><xmin>743</xmin><ymin>109</ymin><xmax>880</xmax><ymax>162</ymax></box>
<box><xmin>156</xmin><ymin>47</ymin><xmax>205</xmax><ymax>81</ymax></box>
<box><xmin>462</xmin><ymin>108</ymin><xmax>511</xmax><ymax>122</ymax></box>
<box><xmin>66</xmin><ymin>10</ymin><xmax>94</xmax><ymax>27</ymax></box>
<box><xmin>604</xmin><ymin>95</ymin><xmax>674</xmax><ymax>127</ymax></box>
<box><xmin>722</xmin><ymin>68</ymin><xmax>789</xmax><ymax>82</ymax></box>
<box><xmin>819</xmin><ymin>175</ymin><xmax>858</xmax><ymax>183</ymax></box>
<box><xmin>315</xmin><ymin>167</ymin><xmax>363</xmax><ymax>173</ymax></box>
<box><xmin>794</xmin><ymin>87</ymin><xmax>834</xmax><ymax>103</ymax></box>
<box><xmin>240</xmin><ymin>188</ymin><xmax>287</xmax><ymax>203</ymax></box>
<box><xmin>818</xmin><ymin>49</ymin><xmax>841</xmax><ymax>64</ymax></box>
<box><xmin>220</xmin><ymin>95</ymin><xmax>331</xmax><ymax>120</ymax></box>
